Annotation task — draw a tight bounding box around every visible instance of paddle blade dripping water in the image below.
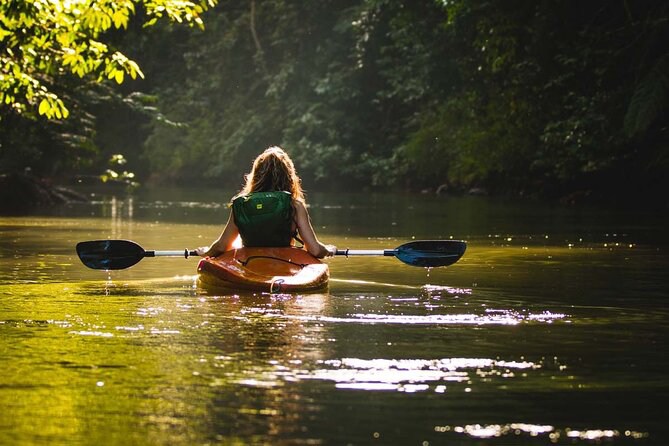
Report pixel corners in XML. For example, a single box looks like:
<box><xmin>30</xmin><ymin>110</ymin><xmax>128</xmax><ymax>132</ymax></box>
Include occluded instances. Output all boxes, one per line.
<box><xmin>76</xmin><ymin>240</ymin><xmax>146</xmax><ymax>270</ymax></box>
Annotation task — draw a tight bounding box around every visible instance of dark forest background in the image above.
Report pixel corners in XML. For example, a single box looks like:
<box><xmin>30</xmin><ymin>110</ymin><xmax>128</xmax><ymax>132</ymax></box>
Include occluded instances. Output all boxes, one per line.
<box><xmin>2</xmin><ymin>0</ymin><xmax>668</xmax><ymax>202</ymax></box>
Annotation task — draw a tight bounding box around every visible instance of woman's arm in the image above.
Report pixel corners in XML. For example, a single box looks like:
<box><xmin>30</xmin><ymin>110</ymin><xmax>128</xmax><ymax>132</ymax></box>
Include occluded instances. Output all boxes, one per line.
<box><xmin>294</xmin><ymin>200</ymin><xmax>335</xmax><ymax>258</ymax></box>
<box><xmin>195</xmin><ymin>211</ymin><xmax>240</xmax><ymax>257</ymax></box>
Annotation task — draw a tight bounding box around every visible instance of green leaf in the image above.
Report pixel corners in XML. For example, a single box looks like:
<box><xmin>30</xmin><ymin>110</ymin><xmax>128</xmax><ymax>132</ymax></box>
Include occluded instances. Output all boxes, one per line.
<box><xmin>38</xmin><ymin>99</ymin><xmax>49</xmax><ymax>115</ymax></box>
<box><xmin>114</xmin><ymin>70</ymin><xmax>124</xmax><ymax>84</ymax></box>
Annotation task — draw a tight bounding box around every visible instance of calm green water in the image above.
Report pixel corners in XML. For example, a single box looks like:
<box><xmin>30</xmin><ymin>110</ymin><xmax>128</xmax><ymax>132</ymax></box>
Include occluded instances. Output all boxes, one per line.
<box><xmin>1</xmin><ymin>187</ymin><xmax>668</xmax><ymax>445</ymax></box>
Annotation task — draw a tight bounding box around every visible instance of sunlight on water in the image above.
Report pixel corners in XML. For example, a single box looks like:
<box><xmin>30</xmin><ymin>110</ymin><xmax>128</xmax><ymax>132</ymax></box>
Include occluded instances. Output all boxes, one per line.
<box><xmin>230</xmin><ymin>356</ymin><xmax>559</xmax><ymax>393</ymax></box>
<box><xmin>305</xmin><ymin>357</ymin><xmax>539</xmax><ymax>390</ymax></box>
<box><xmin>435</xmin><ymin>423</ymin><xmax>649</xmax><ymax>442</ymax></box>
<box><xmin>422</xmin><ymin>284</ymin><xmax>473</xmax><ymax>294</ymax></box>
<box><xmin>278</xmin><ymin>310</ymin><xmax>566</xmax><ymax>325</ymax></box>
<box><xmin>69</xmin><ymin>330</ymin><xmax>114</xmax><ymax>337</ymax></box>
<box><xmin>1</xmin><ymin>193</ymin><xmax>668</xmax><ymax>444</ymax></box>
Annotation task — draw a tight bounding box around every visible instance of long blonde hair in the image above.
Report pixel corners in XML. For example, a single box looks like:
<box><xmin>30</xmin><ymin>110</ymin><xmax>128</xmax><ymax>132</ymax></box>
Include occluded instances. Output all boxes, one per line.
<box><xmin>239</xmin><ymin>146</ymin><xmax>305</xmax><ymax>202</ymax></box>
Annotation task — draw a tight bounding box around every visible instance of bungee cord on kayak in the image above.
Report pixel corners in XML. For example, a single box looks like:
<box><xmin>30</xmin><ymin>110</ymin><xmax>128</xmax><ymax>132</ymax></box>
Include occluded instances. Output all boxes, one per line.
<box><xmin>236</xmin><ymin>255</ymin><xmax>310</xmax><ymax>269</ymax></box>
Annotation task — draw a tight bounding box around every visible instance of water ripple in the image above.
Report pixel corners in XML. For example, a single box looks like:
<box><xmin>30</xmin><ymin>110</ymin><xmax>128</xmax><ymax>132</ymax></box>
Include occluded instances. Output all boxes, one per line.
<box><xmin>436</xmin><ymin>423</ymin><xmax>648</xmax><ymax>442</ymax></box>
<box><xmin>278</xmin><ymin>309</ymin><xmax>566</xmax><ymax>325</ymax></box>
<box><xmin>234</xmin><ymin>356</ymin><xmax>550</xmax><ymax>391</ymax></box>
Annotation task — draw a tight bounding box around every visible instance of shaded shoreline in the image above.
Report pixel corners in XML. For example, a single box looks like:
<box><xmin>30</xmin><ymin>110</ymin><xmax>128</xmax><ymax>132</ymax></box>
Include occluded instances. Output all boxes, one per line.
<box><xmin>0</xmin><ymin>173</ymin><xmax>88</xmax><ymax>213</ymax></box>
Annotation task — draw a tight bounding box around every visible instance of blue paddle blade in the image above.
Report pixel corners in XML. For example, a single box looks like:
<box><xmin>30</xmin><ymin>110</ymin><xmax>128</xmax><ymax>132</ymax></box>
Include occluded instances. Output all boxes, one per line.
<box><xmin>76</xmin><ymin>240</ymin><xmax>145</xmax><ymax>270</ymax></box>
<box><xmin>394</xmin><ymin>240</ymin><xmax>466</xmax><ymax>267</ymax></box>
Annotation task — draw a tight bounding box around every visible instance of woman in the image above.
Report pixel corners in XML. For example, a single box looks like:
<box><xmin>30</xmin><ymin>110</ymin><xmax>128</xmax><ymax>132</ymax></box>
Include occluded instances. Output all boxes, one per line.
<box><xmin>195</xmin><ymin>146</ymin><xmax>335</xmax><ymax>258</ymax></box>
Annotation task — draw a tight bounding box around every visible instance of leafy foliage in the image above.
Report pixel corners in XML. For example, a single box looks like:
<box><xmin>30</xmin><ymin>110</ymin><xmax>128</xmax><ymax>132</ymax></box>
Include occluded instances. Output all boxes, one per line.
<box><xmin>3</xmin><ymin>0</ymin><xmax>669</xmax><ymax>201</ymax></box>
<box><xmin>0</xmin><ymin>0</ymin><xmax>215</xmax><ymax>118</ymax></box>
<box><xmin>624</xmin><ymin>53</ymin><xmax>669</xmax><ymax>138</ymax></box>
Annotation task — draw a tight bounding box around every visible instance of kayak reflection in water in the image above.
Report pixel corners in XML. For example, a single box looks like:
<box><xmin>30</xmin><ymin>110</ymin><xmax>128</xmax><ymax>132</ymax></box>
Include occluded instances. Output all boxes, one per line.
<box><xmin>195</xmin><ymin>146</ymin><xmax>336</xmax><ymax>259</ymax></box>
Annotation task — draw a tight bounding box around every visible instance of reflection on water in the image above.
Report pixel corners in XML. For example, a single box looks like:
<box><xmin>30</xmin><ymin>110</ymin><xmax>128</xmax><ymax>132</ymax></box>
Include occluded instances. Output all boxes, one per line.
<box><xmin>278</xmin><ymin>310</ymin><xmax>566</xmax><ymax>325</ymax></box>
<box><xmin>1</xmin><ymin>189</ymin><xmax>668</xmax><ymax>444</ymax></box>
<box><xmin>436</xmin><ymin>423</ymin><xmax>648</xmax><ymax>441</ymax></box>
<box><xmin>245</xmin><ymin>356</ymin><xmax>544</xmax><ymax>391</ymax></box>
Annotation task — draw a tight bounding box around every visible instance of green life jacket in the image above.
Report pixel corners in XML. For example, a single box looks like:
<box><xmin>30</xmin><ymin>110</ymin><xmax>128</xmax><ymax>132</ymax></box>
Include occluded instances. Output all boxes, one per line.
<box><xmin>232</xmin><ymin>191</ymin><xmax>294</xmax><ymax>247</ymax></box>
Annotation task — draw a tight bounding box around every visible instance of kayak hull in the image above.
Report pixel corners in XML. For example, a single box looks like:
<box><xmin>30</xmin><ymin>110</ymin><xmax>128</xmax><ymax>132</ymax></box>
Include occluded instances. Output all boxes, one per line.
<box><xmin>197</xmin><ymin>247</ymin><xmax>329</xmax><ymax>292</ymax></box>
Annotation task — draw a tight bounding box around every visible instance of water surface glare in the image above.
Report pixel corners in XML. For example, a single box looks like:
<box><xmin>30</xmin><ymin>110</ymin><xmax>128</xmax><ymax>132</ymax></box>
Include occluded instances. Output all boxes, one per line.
<box><xmin>1</xmin><ymin>189</ymin><xmax>667</xmax><ymax>444</ymax></box>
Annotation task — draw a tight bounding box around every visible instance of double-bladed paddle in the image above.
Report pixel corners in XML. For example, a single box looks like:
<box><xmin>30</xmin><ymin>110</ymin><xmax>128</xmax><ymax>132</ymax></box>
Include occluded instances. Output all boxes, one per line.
<box><xmin>76</xmin><ymin>239</ymin><xmax>466</xmax><ymax>270</ymax></box>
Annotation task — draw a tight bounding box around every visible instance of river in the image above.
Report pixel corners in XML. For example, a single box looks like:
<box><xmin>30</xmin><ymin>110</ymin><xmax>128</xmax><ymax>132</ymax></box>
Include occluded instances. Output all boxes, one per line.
<box><xmin>1</xmin><ymin>186</ymin><xmax>667</xmax><ymax>444</ymax></box>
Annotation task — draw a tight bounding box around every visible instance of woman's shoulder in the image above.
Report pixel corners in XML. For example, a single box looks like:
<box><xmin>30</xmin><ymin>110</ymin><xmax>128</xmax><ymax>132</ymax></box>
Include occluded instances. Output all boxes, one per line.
<box><xmin>292</xmin><ymin>198</ymin><xmax>308</xmax><ymax>214</ymax></box>
<box><xmin>292</xmin><ymin>196</ymin><xmax>306</xmax><ymax>206</ymax></box>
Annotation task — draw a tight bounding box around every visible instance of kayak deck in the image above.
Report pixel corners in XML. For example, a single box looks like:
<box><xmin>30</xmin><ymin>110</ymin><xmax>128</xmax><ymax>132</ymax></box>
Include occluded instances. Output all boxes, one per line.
<box><xmin>197</xmin><ymin>247</ymin><xmax>329</xmax><ymax>292</ymax></box>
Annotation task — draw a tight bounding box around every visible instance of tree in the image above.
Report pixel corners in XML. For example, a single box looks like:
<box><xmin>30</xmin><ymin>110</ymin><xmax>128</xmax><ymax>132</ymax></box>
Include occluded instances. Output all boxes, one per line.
<box><xmin>0</xmin><ymin>0</ymin><xmax>215</xmax><ymax>120</ymax></box>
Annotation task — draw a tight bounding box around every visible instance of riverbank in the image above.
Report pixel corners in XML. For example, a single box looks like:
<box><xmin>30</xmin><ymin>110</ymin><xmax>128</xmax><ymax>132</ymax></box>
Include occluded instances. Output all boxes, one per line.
<box><xmin>0</xmin><ymin>173</ymin><xmax>88</xmax><ymax>213</ymax></box>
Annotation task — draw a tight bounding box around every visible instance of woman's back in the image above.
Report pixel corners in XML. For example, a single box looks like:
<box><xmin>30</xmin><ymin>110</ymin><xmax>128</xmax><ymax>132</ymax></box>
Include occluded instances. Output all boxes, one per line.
<box><xmin>195</xmin><ymin>146</ymin><xmax>335</xmax><ymax>258</ymax></box>
<box><xmin>231</xmin><ymin>191</ymin><xmax>294</xmax><ymax>247</ymax></box>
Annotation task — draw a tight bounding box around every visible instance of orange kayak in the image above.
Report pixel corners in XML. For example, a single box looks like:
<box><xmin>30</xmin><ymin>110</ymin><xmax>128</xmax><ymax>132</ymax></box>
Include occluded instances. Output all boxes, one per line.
<box><xmin>197</xmin><ymin>247</ymin><xmax>329</xmax><ymax>292</ymax></box>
